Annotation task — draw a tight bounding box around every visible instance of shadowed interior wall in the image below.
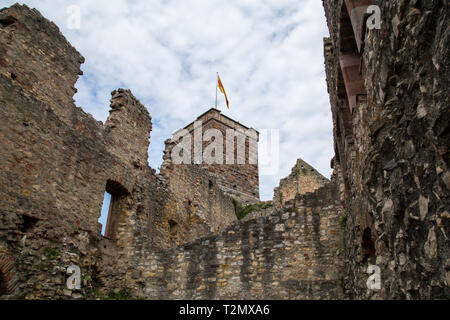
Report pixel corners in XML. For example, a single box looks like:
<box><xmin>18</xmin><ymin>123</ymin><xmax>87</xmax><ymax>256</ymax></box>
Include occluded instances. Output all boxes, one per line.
<box><xmin>323</xmin><ymin>0</ymin><xmax>449</xmax><ymax>299</ymax></box>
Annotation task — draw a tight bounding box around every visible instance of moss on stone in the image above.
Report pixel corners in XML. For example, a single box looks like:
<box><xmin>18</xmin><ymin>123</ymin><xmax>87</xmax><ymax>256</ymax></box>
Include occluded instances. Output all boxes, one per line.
<box><xmin>340</xmin><ymin>215</ymin><xmax>347</xmax><ymax>230</ymax></box>
<box><xmin>233</xmin><ymin>199</ymin><xmax>273</xmax><ymax>220</ymax></box>
<box><xmin>44</xmin><ymin>248</ymin><xmax>59</xmax><ymax>260</ymax></box>
<box><xmin>93</xmin><ymin>288</ymin><xmax>135</xmax><ymax>300</ymax></box>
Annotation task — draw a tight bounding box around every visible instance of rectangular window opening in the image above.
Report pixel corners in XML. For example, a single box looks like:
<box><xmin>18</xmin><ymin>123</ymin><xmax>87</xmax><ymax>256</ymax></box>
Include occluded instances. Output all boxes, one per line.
<box><xmin>99</xmin><ymin>192</ymin><xmax>112</xmax><ymax>236</ymax></box>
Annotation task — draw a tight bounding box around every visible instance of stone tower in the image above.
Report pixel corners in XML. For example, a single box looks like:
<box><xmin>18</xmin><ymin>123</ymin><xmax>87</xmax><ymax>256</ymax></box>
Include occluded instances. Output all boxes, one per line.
<box><xmin>163</xmin><ymin>108</ymin><xmax>260</xmax><ymax>203</ymax></box>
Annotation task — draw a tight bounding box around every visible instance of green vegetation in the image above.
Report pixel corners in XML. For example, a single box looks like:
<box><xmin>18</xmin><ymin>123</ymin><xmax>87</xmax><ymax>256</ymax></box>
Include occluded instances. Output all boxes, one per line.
<box><xmin>92</xmin><ymin>289</ymin><xmax>107</xmax><ymax>300</ymax></box>
<box><xmin>44</xmin><ymin>247</ymin><xmax>59</xmax><ymax>260</ymax></box>
<box><xmin>279</xmin><ymin>191</ymin><xmax>284</xmax><ymax>203</ymax></box>
<box><xmin>340</xmin><ymin>215</ymin><xmax>348</xmax><ymax>230</ymax></box>
<box><xmin>81</xmin><ymin>273</ymin><xmax>91</xmax><ymax>284</ymax></box>
<box><xmin>106</xmin><ymin>289</ymin><xmax>132</xmax><ymax>300</ymax></box>
<box><xmin>233</xmin><ymin>199</ymin><xmax>273</xmax><ymax>220</ymax></box>
<box><xmin>345</xmin><ymin>197</ymin><xmax>351</xmax><ymax>208</ymax></box>
<box><xmin>93</xmin><ymin>288</ymin><xmax>141</xmax><ymax>300</ymax></box>
<box><xmin>337</xmin><ymin>276</ymin><xmax>345</xmax><ymax>290</ymax></box>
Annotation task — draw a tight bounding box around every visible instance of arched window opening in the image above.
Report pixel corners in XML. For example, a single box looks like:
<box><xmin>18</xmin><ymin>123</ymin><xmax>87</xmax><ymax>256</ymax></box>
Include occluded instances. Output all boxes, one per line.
<box><xmin>168</xmin><ymin>220</ymin><xmax>178</xmax><ymax>236</ymax></box>
<box><xmin>98</xmin><ymin>192</ymin><xmax>112</xmax><ymax>236</ymax></box>
<box><xmin>362</xmin><ymin>227</ymin><xmax>375</xmax><ymax>259</ymax></box>
<box><xmin>99</xmin><ymin>180</ymin><xmax>130</xmax><ymax>239</ymax></box>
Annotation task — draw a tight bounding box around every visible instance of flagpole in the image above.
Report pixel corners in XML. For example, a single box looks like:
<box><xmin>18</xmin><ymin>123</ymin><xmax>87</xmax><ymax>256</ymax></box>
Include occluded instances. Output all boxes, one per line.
<box><xmin>215</xmin><ymin>72</ymin><xmax>218</xmax><ymax>109</ymax></box>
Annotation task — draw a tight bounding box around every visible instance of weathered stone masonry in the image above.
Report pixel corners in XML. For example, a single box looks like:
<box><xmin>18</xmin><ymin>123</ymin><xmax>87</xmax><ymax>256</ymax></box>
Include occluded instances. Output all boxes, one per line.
<box><xmin>133</xmin><ymin>182</ymin><xmax>344</xmax><ymax>300</ymax></box>
<box><xmin>323</xmin><ymin>0</ymin><xmax>449</xmax><ymax>299</ymax></box>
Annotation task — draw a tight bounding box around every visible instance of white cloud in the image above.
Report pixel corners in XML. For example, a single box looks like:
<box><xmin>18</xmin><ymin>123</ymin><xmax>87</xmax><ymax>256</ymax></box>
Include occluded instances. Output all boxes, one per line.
<box><xmin>2</xmin><ymin>0</ymin><xmax>332</xmax><ymax>201</ymax></box>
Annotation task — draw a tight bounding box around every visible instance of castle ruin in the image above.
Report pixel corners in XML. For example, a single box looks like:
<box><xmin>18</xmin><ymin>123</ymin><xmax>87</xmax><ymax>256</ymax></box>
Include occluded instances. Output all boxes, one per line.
<box><xmin>0</xmin><ymin>1</ymin><xmax>448</xmax><ymax>300</ymax></box>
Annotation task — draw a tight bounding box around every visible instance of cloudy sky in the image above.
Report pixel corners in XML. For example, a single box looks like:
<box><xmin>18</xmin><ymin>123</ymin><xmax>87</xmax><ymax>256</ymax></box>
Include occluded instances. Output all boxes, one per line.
<box><xmin>3</xmin><ymin>0</ymin><xmax>333</xmax><ymax>202</ymax></box>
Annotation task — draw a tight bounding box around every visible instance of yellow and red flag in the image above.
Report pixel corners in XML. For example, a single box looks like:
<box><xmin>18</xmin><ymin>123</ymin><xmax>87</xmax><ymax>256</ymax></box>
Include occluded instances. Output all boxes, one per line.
<box><xmin>217</xmin><ymin>75</ymin><xmax>229</xmax><ymax>109</ymax></box>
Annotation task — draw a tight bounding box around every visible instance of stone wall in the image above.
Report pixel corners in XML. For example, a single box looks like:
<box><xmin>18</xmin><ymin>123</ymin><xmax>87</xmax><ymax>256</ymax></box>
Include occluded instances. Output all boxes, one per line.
<box><xmin>0</xmin><ymin>4</ymin><xmax>236</xmax><ymax>299</ymax></box>
<box><xmin>274</xmin><ymin>159</ymin><xmax>328</xmax><ymax>208</ymax></box>
<box><xmin>323</xmin><ymin>0</ymin><xmax>449</xmax><ymax>299</ymax></box>
<box><xmin>129</xmin><ymin>183</ymin><xmax>345</xmax><ymax>300</ymax></box>
<box><xmin>157</xmin><ymin>164</ymin><xmax>237</xmax><ymax>249</ymax></box>
<box><xmin>240</xmin><ymin>203</ymin><xmax>275</xmax><ymax>222</ymax></box>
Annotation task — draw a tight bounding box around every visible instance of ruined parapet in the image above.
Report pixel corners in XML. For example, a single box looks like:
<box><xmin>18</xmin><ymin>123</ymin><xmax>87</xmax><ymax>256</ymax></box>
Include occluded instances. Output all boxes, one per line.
<box><xmin>133</xmin><ymin>182</ymin><xmax>345</xmax><ymax>300</ymax></box>
<box><xmin>105</xmin><ymin>89</ymin><xmax>152</xmax><ymax>168</ymax></box>
<box><xmin>273</xmin><ymin>158</ymin><xmax>328</xmax><ymax>208</ymax></box>
<box><xmin>323</xmin><ymin>0</ymin><xmax>450</xmax><ymax>299</ymax></box>
<box><xmin>0</xmin><ymin>4</ymin><xmax>84</xmax><ymax>126</ymax></box>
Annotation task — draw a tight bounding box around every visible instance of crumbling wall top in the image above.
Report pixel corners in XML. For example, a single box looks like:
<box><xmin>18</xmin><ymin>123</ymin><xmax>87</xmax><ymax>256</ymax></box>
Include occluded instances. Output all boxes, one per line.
<box><xmin>274</xmin><ymin>158</ymin><xmax>328</xmax><ymax>208</ymax></box>
<box><xmin>0</xmin><ymin>4</ymin><xmax>84</xmax><ymax>125</ymax></box>
<box><xmin>105</xmin><ymin>88</ymin><xmax>152</xmax><ymax>168</ymax></box>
